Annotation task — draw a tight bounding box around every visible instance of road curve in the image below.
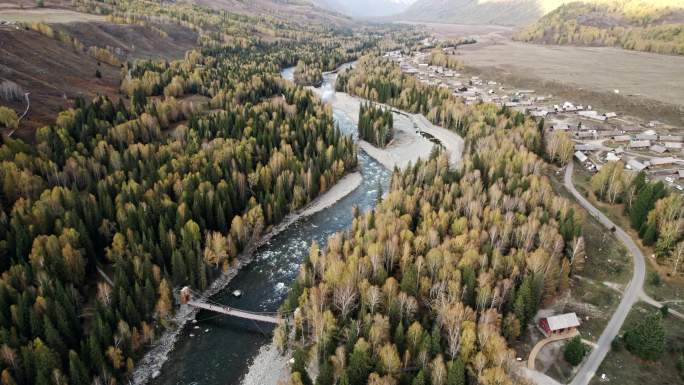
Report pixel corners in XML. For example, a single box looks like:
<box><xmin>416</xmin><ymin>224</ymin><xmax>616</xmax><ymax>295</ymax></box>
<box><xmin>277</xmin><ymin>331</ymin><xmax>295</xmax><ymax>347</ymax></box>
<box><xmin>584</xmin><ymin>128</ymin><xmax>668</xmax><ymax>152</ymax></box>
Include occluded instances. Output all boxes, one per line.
<box><xmin>564</xmin><ymin>161</ymin><xmax>646</xmax><ymax>385</ymax></box>
<box><xmin>528</xmin><ymin>330</ymin><xmax>580</xmax><ymax>370</ymax></box>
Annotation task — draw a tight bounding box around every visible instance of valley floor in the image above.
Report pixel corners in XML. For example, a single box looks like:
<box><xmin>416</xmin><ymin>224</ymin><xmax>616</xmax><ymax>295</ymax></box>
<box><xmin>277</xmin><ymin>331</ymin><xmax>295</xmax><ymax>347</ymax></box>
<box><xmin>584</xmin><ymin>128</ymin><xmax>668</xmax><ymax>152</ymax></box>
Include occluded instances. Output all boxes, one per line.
<box><xmin>414</xmin><ymin>23</ymin><xmax>684</xmax><ymax>126</ymax></box>
<box><xmin>456</xmin><ymin>40</ymin><xmax>684</xmax><ymax>108</ymax></box>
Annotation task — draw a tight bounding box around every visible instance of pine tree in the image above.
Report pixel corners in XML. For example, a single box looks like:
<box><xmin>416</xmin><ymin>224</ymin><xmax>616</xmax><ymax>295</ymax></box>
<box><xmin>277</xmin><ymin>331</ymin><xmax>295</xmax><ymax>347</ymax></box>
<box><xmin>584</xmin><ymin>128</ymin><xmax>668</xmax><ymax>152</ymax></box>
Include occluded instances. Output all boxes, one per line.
<box><xmin>68</xmin><ymin>350</ymin><xmax>89</xmax><ymax>385</ymax></box>
<box><xmin>346</xmin><ymin>340</ymin><xmax>371</xmax><ymax>385</ymax></box>
<box><xmin>430</xmin><ymin>325</ymin><xmax>442</xmax><ymax>356</ymax></box>
<box><xmin>514</xmin><ymin>278</ymin><xmax>533</xmax><ymax>328</ymax></box>
<box><xmin>394</xmin><ymin>322</ymin><xmax>405</xmax><ymax>354</ymax></box>
<box><xmin>446</xmin><ymin>359</ymin><xmax>465</xmax><ymax>385</ymax></box>
<box><xmin>412</xmin><ymin>370</ymin><xmax>426</xmax><ymax>385</ymax></box>
<box><xmin>292</xmin><ymin>348</ymin><xmax>312</xmax><ymax>385</ymax></box>
<box><xmin>315</xmin><ymin>358</ymin><xmax>334</xmax><ymax>385</ymax></box>
<box><xmin>564</xmin><ymin>336</ymin><xmax>586</xmax><ymax>366</ymax></box>
<box><xmin>400</xmin><ymin>265</ymin><xmax>418</xmax><ymax>296</ymax></box>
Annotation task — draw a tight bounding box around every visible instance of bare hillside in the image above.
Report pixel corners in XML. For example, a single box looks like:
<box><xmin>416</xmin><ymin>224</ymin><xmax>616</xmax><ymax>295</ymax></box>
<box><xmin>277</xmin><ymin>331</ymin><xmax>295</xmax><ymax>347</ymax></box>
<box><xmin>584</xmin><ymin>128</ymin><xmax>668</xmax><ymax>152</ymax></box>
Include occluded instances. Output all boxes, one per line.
<box><xmin>0</xmin><ymin>6</ymin><xmax>198</xmax><ymax>139</ymax></box>
<box><xmin>0</xmin><ymin>25</ymin><xmax>119</xmax><ymax>140</ymax></box>
<box><xmin>194</xmin><ymin>0</ymin><xmax>352</xmax><ymax>25</ymax></box>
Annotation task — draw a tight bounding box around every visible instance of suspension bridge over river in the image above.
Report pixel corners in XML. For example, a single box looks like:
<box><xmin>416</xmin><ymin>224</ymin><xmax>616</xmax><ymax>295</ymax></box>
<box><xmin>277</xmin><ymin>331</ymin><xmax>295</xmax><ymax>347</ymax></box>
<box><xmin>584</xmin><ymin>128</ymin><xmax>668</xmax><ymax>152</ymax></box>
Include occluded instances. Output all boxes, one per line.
<box><xmin>180</xmin><ymin>287</ymin><xmax>286</xmax><ymax>325</ymax></box>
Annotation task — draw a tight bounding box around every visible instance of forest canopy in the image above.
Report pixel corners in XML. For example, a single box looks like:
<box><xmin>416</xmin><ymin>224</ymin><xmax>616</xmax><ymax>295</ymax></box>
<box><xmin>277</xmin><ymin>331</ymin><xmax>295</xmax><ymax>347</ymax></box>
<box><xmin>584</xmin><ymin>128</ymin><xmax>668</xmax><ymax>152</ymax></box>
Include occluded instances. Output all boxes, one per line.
<box><xmin>279</xmin><ymin>55</ymin><xmax>585</xmax><ymax>385</ymax></box>
<box><xmin>0</xmin><ymin>1</ymin><xmax>423</xmax><ymax>384</ymax></box>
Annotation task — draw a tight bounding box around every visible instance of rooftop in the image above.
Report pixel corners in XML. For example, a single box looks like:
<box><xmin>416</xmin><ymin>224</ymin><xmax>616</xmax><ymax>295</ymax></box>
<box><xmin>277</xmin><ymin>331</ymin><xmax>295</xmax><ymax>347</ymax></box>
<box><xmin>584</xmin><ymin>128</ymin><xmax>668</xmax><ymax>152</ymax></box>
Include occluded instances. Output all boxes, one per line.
<box><xmin>546</xmin><ymin>313</ymin><xmax>580</xmax><ymax>331</ymax></box>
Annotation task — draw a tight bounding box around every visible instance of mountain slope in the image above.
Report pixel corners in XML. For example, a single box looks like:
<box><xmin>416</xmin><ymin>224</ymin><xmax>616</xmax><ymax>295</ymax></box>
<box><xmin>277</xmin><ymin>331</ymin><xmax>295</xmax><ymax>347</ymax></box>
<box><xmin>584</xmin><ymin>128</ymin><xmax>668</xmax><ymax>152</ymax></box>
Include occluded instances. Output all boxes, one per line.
<box><xmin>0</xmin><ymin>4</ymin><xmax>198</xmax><ymax>139</ymax></box>
<box><xmin>397</xmin><ymin>0</ymin><xmax>572</xmax><ymax>26</ymax></box>
<box><xmin>315</xmin><ymin>0</ymin><xmax>415</xmax><ymax>17</ymax></box>
<box><xmin>194</xmin><ymin>0</ymin><xmax>352</xmax><ymax>25</ymax></box>
<box><xmin>515</xmin><ymin>0</ymin><xmax>684</xmax><ymax>55</ymax></box>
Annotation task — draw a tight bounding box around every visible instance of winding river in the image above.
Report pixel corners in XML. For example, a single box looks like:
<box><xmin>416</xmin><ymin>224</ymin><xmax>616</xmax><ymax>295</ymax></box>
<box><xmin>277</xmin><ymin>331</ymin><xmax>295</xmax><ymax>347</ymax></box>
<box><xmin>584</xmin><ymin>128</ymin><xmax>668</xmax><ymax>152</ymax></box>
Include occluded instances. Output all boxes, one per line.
<box><xmin>151</xmin><ymin>66</ymin><xmax>391</xmax><ymax>385</ymax></box>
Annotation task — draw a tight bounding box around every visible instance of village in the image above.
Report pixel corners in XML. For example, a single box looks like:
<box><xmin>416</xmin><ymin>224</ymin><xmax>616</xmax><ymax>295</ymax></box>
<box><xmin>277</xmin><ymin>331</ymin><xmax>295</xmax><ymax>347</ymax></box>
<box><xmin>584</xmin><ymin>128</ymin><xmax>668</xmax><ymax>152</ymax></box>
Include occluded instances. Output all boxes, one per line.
<box><xmin>386</xmin><ymin>47</ymin><xmax>684</xmax><ymax>192</ymax></box>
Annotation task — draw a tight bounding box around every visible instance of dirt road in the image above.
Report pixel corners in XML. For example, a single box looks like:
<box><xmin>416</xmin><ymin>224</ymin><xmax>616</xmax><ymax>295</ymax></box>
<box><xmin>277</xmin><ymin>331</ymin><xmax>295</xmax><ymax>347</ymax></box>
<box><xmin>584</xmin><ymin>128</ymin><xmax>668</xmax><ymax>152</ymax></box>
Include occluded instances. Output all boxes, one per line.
<box><xmin>564</xmin><ymin>162</ymin><xmax>646</xmax><ymax>385</ymax></box>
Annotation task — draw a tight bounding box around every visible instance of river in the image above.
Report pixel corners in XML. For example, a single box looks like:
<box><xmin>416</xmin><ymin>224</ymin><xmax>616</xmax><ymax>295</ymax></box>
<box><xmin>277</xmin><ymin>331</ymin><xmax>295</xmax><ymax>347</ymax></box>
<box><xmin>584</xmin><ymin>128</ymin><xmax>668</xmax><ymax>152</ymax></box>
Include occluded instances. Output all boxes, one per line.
<box><xmin>151</xmin><ymin>65</ymin><xmax>390</xmax><ymax>385</ymax></box>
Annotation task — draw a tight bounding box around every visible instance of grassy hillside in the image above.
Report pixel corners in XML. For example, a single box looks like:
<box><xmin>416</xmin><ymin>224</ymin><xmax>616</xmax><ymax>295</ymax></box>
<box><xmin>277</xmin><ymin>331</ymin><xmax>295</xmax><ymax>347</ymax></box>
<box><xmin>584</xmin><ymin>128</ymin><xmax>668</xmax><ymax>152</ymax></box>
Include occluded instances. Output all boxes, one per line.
<box><xmin>0</xmin><ymin>4</ymin><xmax>199</xmax><ymax>139</ymax></box>
<box><xmin>515</xmin><ymin>0</ymin><xmax>684</xmax><ymax>55</ymax></box>
<box><xmin>193</xmin><ymin>0</ymin><xmax>352</xmax><ymax>25</ymax></box>
<box><xmin>314</xmin><ymin>0</ymin><xmax>413</xmax><ymax>17</ymax></box>
<box><xmin>397</xmin><ymin>0</ymin><xmax>583</xmax><ymax>26</ymax></box>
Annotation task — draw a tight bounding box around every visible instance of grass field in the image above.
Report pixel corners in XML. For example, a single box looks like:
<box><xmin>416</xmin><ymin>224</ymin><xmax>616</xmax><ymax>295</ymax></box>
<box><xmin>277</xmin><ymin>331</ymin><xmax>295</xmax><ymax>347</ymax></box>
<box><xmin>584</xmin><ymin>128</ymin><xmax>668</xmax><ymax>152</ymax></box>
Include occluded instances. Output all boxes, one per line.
<box><xmin>571</xmin><ymin>166</ymin><xmax>634</xmax><ymax>233</ymax></box>
<box><xmin>457</xmin><ymin>41</ymin><xmax>684</xmax><ymax>107</ymax></box>
<box><xmin>645</xmin><ymin>263</ymin><xmax>684</xmax><ymax>314</ymax></box>
<box><xmin>591</xmin><ymin>302</ymin><xmax>684</xmax><ymax>385</ymax></box>
<box><xmin>550</xmin><ymin>167</ymin><xmax>632</xmax><ymax>285</ymax></box>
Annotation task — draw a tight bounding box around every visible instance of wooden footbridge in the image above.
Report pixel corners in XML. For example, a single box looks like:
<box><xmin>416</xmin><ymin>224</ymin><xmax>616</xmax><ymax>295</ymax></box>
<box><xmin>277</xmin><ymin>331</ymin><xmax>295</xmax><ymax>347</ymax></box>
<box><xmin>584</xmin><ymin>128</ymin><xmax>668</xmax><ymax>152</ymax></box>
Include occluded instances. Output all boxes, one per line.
<box><xmin>180</xmin><ymin>287</ymin><xmax>285</xmax><ymax>325</ymax></box>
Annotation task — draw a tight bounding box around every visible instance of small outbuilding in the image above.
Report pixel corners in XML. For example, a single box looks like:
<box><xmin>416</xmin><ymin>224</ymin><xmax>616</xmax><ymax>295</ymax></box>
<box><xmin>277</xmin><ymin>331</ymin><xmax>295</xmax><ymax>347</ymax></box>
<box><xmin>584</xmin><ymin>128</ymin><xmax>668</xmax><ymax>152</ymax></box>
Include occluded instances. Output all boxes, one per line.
<box><xmin>629</xmin><ymin>140</ymin><xmax>651</xmax><ymax>148</ymax></box>
<box><xmin>627</xmin><ymin>158</ymin><xmax>648</xmax><ymax>172</ymax></box>
<box><xmin>575</xmin><ymin>143</ymin><xmax>600</xmax><ymax>151</ymax></box>
<box><xmin>661</xmin><ymin>135</ymin><xmax>684</xmax><ymax>142</ymax></box>
<box><xmin>650</xmin><ymin>157</ymin><xmax>677</xmax><ymax>167</ymax></box>
<box><xmin>650</xmin><ymin>145</ymin><xmax>668</xmax><ymax>154</ymax></box>
<box><xmin>636</xmin><ymin>134</ymin><xmax>658</xmax><ymax>141</ymax></box>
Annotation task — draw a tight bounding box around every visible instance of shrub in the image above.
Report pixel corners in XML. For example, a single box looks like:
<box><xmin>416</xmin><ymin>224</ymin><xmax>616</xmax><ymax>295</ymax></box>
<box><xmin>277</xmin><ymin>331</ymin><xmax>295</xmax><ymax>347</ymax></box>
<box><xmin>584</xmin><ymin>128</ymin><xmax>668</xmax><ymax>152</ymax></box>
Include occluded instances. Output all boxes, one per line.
<box><xmin>624</xmin><ymin>311</ymin><xmax>665</xmax><ymax>361</ymax></box>
<box><xmin>611</xmin><ymin>336</ymin><xmax>622</xmax><ymax>351</ymax></box>
<box><xmin>564</xmin><ymin>335</ymin><xmax>586</xmax><ymax>366</ymax></box>
<box><xmin>661</xmin><ymin>304</ymin><xmax>669</xmax><ymax>318</ymax></box>
<box><xmin>649</xmin><ymin>271</ymin><xmax>663</xmax><ymax>287</ymax></box>
<box><xmin>0</xmin><ymin>106</ymin><xmax>18</xmax><ymax>129</ymax></box>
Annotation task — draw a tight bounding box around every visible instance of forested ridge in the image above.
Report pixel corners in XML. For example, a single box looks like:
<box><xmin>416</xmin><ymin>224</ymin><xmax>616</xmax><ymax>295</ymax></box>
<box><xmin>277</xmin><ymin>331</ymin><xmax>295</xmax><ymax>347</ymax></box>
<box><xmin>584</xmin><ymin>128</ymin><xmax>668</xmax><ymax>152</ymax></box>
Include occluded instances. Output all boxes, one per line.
<box><xmin>0</xmin><ymin>1</ymin><xmax>423</xmax><ymax>383</ymax></box>
<box><xmin>515</xmin><ymin>0</ymin><xmax>684</xmax><ymax>55</ymax></box>
<box><xmin>278</xmin><ymin>56</ymin><xmax>586</xmax><ymax>385</ymax></box>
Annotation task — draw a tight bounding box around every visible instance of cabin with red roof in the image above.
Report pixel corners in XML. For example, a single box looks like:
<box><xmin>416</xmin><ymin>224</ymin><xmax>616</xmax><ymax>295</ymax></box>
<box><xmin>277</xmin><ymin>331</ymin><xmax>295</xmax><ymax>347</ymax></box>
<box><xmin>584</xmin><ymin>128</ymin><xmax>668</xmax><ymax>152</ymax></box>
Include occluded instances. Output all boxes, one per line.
<box><xmin>538</xmin><ymin>312</ymin><xmax>580</xmax><ymax>337</ymax></box>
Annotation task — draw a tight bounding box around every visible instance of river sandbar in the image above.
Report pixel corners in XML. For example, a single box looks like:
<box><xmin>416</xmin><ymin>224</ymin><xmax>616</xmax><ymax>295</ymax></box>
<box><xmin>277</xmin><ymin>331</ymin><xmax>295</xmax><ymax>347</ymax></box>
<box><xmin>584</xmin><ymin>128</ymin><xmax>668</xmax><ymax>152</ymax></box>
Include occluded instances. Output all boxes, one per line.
<box><xmin>329</xmin><ymin>91</ymin><xmax>464</xmax><ymax>170</ymax></box>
